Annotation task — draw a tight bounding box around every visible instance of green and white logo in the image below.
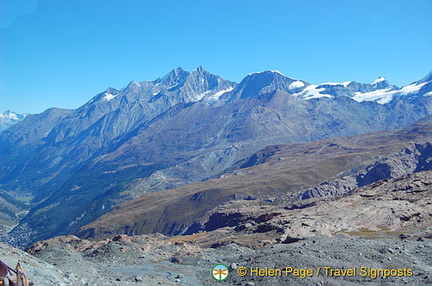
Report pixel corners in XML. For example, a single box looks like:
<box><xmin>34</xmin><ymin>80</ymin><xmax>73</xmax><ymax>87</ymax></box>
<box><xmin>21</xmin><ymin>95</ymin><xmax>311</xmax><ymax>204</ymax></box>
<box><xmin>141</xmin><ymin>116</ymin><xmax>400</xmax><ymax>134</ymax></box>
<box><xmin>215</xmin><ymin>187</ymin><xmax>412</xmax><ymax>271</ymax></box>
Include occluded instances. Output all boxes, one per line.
<box><xmin>212</xmin><ymin>263</ymin><xmax>229</xmax><ymax>281</ymax></box>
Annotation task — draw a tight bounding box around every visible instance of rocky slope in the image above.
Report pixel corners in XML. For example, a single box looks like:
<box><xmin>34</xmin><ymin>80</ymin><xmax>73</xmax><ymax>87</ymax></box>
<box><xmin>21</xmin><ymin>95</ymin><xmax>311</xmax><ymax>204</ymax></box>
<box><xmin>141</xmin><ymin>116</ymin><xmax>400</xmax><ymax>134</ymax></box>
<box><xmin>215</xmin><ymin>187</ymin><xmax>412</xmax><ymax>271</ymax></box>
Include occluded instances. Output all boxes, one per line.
<box><xmin>20</xmin><ymin>234</ymin><xmax>432</xmax><ymax>286</ymax></box>
<box><xmin>299</xmin><ymin>141</ymin><xmax>432</xmax><ymax>199</ymax></box>
<box><xmin>76</xmin><ymin>119</ymin><xmax>432</xmax><ymax>241</ymax></box>
<box><xmin>18</xmin><ymin>169</ymin><xmax>432</xmax><ymax>285</ymax></box>
<box><xmin>0</xmin><ymin>242</ymin><xmax>81</xmax><ymax>285</ymax></box>
<box><xmin>197</xmin><ymin>170</ymin><xmax>432</xmax><ymax>246</ymax></box>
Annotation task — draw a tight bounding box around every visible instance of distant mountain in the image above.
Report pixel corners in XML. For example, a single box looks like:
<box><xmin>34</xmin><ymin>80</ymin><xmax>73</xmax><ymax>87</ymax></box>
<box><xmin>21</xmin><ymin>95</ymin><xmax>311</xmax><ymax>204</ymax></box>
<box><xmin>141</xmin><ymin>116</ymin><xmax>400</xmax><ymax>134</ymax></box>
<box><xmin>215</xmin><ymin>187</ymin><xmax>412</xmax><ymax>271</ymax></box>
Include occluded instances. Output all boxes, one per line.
<box><xmin>0</xmin><ymin>110</ymin><xmax>28</xmax><ymax>132</ymax></box>
<box><xmin>1</xmin><ymin>67</ymin><xmax>432</xmax><ymax>247</ymax></box>
<box><xmin>221</xmin><ymin>70</ymin><xmax>431</xmax><ymax>105</ymax></box>
<box><xmin>220</xmin><ymin>70</ymin><xmax>308</xmax><ymax>102</ymax></box>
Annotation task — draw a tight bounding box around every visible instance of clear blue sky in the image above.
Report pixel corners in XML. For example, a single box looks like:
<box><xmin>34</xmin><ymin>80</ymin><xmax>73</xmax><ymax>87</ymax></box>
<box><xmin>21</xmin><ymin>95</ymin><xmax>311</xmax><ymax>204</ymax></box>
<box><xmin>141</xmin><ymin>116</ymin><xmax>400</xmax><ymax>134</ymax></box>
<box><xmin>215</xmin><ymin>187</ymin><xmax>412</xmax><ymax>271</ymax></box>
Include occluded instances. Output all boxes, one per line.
<box><xmin>1</xmin><ymin>0</ymin><xmax>431</xmax><ymax>114</ymax></box>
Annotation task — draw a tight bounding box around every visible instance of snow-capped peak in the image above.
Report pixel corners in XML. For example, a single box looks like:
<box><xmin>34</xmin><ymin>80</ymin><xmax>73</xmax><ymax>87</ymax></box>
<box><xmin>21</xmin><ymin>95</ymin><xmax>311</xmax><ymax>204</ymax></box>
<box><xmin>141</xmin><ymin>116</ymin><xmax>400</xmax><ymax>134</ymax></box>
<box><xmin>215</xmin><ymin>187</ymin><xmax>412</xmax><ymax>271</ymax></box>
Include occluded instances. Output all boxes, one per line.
<box><xmin>269</xmin><ymin>70</ymin><xmax>285</xmax><ymax>76</ymax></box>
<box><xmin>0</xmin><ymin>110</ymin><xmax>24</xmax><ymax>120</ymax></box>
<box><xmin>0</xmin><ymin>110</ymin><xmax>28</xmax><ymax>132</ymax></box>
<box><xmin>0</xmin><ymin>110</ymin><xmax>28</xmax><ymax>122</ymax></box>
<box><xmin>371</xmin><ymin>77</ymin><xmax>386</xmax><ymax>85</ymax></box>
<box><xmin>248</xmin><ymin>70</ymin><xmax>287</xmax><ymax>77</ymax></box>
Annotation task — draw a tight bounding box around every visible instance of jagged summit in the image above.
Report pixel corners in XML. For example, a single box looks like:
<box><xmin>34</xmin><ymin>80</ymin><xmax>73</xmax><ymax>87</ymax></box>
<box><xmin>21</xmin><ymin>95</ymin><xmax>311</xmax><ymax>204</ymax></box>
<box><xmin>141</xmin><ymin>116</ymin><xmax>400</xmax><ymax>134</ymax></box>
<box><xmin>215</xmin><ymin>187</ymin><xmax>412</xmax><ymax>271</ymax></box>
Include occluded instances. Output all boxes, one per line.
<box><xmin>124</xmin><ymin>81</ymin><xmax>142</xmax><ymax>93</ymax></box>
<box><xmin>157</xmin><ymin>67</ymin><xmax>190</xmax><ymax>87</ymax></box>
<box><xmin>370</xmin><ymin>76</ymin><xmax>391</xmax><ymax>90</ymax></box>
<box><xmin>150</xmin><ymin>66</ymin><xmax>237</xmax><ymax>102</ymax></box>
<box><xmin>371</xmin><ymin>76</ymin><xmax>387</xmax><ymax>85</ymax></box>
<box><xmin>84</xmin><ymin>68</ymin><xmax>432</xmax><ymax>108</ymax></box>
<box><xmin>195</xmin><ymin>65</ymin><xmax>204</xmax><ymax>72</ymax></box>
<box><xmin>173</xmin><ymin>66</ymin><xmax>188</xmax><ymax>74</ymax></box>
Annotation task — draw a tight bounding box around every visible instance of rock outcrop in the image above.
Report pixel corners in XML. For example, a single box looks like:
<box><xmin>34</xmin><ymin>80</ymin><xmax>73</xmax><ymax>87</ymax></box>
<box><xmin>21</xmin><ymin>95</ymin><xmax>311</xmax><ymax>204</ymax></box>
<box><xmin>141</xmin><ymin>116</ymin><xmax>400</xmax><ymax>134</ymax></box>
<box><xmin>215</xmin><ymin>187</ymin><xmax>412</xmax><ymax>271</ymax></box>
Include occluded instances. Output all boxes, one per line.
<box><xmin>299</xmin><ymin>142</ymin><xmax>432</xmax><ymax>200</ymax></box>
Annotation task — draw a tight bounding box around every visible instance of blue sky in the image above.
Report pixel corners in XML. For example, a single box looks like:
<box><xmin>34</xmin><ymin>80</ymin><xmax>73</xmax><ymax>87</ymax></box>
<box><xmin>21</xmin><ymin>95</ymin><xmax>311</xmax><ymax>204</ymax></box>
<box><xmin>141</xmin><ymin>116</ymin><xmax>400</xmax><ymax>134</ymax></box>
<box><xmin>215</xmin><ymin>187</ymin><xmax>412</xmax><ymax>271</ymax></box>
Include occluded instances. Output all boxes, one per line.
<box><xmin>1</xmin><ymin>0</ymin><xmax>431</xmax><ymax>114</ymax></box>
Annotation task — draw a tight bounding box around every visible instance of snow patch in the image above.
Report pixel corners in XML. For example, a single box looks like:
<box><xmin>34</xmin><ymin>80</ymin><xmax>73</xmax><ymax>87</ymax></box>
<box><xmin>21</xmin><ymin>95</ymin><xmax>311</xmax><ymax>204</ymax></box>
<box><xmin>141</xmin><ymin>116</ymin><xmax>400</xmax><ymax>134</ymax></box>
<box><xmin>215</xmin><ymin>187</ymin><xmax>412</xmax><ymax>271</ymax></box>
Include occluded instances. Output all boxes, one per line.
<box><xmin>103</xmin><ymin>92</ymin><xmax>117</xmax><ymax>101</ymax></box>
<box><xmin>289</xmin><ymin>81</ymin><xmax>305</xmax><ymax>89</ymax></box>
<box><xmin>212</xmin><ymin>87</ymin><xmax>234</xmax><ymax>100</ymax></box>
<box><xmin>319</xmin><ymin>81</ymin><xmax>352</xmax><ymax>87</ymax></box>
<box><xmin>352</xmin><ymin>88</ymin><xmax>397</xmax><ymax>104</ymax></box>
<box><xmin>293</xmin><ymin>85</ymin><xmax>333</xmax><ymax>100</ymax></box>
<box><xmin>270</xmin><ymin>70</ymin><xmax>285</xmax><ymax>76</ymax></box>
<box><xmin>320</xmin><ymin>82</ymin><xmax>342</xmax><ymax>86</ymax></box>
<box><xmin>352</xmin><ymin>82</ymin><xmax>427</xmax><ymax>104</ymax></box>
<box><xmin>399</xmin><ymin>82</ymin><xmax>427</xmax><ymax>95</ymax></box>
<box><xmin>248</xmin><ymin>70</ymin><xmax>286</xmax><ymax>77</ymax></box>
<box><xmin>204</xmin><ymin>87</ymin><xmax>234</xmax><ymax>102</ymax></box>
<box><xmin>193</xmin><ymin>90</ymin><xmax>211</xmax><ymax>101</ymax></box>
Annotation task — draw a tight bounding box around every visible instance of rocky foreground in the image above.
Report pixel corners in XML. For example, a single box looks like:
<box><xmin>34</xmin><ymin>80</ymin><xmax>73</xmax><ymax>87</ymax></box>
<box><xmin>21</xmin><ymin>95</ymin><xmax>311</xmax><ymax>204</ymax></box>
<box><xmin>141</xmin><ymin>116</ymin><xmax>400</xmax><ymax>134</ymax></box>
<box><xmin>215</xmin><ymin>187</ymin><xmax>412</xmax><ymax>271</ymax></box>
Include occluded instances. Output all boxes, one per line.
<box><xmin>1</xmin><ymin>234</ymin><xmax>431</xmax><ymax>286</ymax></box>
<box><xmin>1</xmin><ymin>170</ymin><xmax>431</xmax><ymax>285</ymax></box>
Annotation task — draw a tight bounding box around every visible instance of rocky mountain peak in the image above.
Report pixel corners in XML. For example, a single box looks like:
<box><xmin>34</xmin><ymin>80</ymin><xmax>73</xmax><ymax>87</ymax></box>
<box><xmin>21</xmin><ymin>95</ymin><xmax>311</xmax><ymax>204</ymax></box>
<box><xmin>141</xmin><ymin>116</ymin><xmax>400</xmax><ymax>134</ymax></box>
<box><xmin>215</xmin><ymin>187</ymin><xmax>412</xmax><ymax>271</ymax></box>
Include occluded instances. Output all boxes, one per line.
<box><xmin>371</xmin><ymin>76</ymin><xmax>390</xmax><ymax>89</ymax></box>
<box><xmin>246</xmin><ymin>70</ymin><xmax>294</xmax><ymax>80</ymax></box>
<box><xmin>223</xmin><ymin>70</ymin><xmax>300</xmax><ymax>102</ymax></box>
<box><xmin>157</xmin><ymin>67</ymin><xmax>190</xmax><ymax>89</ymax></box>
<box><xmin>189</xmin><ymin>65</ymin><xmax>210</xmax><ymax>78</ymax></box>
<box><xmin>124</xmin><ymin>81</ymin><xmax>142</xmax><ymax>93</ymax></box>
<box><xmin>416</xmin><ymin>71</ymin><xmax>432</xmax><ymax>84</ymax></box>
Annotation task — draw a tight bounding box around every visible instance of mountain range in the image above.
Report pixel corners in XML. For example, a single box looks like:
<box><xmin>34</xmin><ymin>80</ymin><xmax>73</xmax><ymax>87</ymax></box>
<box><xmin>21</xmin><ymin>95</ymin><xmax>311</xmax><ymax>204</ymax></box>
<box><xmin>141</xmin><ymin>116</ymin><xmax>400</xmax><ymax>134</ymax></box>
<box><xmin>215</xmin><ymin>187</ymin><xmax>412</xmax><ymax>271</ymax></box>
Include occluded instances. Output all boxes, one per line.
<box><xmin>1</xmin><ymin>67</ymin><xmax>431</xmax><ymax>247</ymax></box>
<box><xmin>0</xmin><ymin>110</ymin><xmax>28</xmax><ymax>132</ymax></box>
